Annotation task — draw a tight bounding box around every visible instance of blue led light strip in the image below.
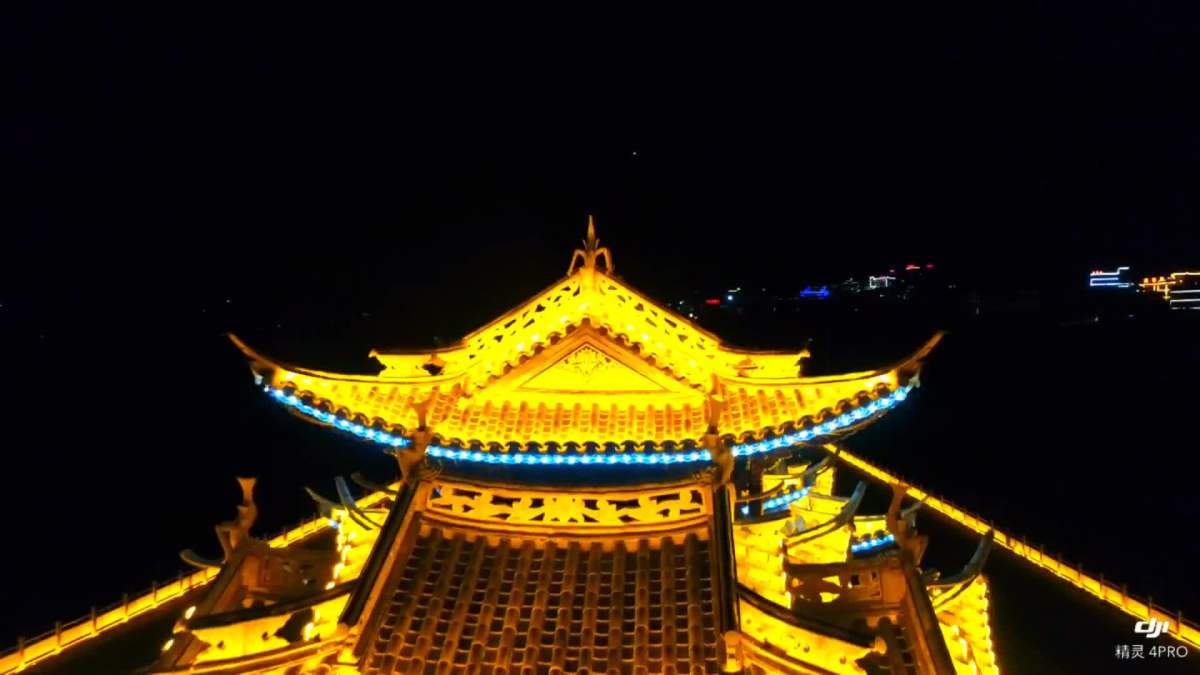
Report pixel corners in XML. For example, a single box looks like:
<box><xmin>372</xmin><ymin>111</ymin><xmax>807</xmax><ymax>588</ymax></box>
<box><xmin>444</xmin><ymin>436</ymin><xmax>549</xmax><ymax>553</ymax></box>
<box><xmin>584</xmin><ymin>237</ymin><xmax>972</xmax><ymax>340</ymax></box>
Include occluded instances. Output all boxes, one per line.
<box><xmin>730</xmin><ymin>385</ymin><xmax>911</xmax><ymax>458</ymax></box>
<box><xmin>739</xmin><ymin>485</ymin><xmax>813</xmax><ymax>516</ymax></box>
<box><xmin>264</xmin><ymin>384</ymin><xmax>913</xmax><ymax>465</ymax></box>
<box><xmin>762</xmin><ymin>486</ymin><xmax>812</xmax><ymax>512</ymax></box>
<box><xmin>267</xmin><ymin>387</ymin><xmax>411</xmax><ymax>448</ymax></box>
<box><xmin>425</xmin><ymin>446</ymin><xmax>709</xmax><ymax>465</ymax></box>
<box><xmin>850</xmin><ymin>533</ymin><xmax>896</xmax><ymax>554</ymax></box>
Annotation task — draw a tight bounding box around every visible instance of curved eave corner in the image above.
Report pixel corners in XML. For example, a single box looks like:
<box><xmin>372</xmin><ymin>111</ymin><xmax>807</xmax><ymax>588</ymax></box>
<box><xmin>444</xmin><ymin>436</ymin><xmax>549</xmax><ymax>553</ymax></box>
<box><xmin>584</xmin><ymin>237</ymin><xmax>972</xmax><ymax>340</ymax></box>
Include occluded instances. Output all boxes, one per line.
<box><xmin>891</xmin><ymin>330</ymin><xmax>945</xmax><ymax>385</ymax></box>
<box><xmin>713</xmin><ymin>331</ymin><xmax>944</xmax><ymax>460</ymax></box>
<box><xmin>228</xmin><ymin>334</ymin><xmax>416</xmax><ymax>447</ymax></box>
<box><xmin>228</xmin><ymin>333</ymin><xmax>288</xmax><ymax>386</ymax></box>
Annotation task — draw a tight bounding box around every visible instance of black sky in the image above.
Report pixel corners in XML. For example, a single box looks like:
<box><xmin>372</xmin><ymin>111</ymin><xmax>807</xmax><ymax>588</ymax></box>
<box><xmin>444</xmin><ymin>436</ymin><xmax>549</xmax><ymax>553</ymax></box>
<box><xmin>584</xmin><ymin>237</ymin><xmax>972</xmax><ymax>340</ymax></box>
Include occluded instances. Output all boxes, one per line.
<box><xmin>4</xmin><ymin>3</ymin><xmax>1199</xmax><ymax>321</ymax></box>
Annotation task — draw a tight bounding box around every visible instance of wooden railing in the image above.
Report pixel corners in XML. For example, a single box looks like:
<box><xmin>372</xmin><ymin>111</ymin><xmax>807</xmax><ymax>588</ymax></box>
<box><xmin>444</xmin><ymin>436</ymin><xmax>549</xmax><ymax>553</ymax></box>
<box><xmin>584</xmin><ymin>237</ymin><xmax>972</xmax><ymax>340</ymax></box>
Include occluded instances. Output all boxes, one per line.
<box><xmin>826</xmin><ymin>442</ymin><xmax>1200</xmax><ymax>650</ymax></box>
<box><xmin>0</xmin><ymin>515</ymin><xmax>330</xmax><ymax>674</ymax></box>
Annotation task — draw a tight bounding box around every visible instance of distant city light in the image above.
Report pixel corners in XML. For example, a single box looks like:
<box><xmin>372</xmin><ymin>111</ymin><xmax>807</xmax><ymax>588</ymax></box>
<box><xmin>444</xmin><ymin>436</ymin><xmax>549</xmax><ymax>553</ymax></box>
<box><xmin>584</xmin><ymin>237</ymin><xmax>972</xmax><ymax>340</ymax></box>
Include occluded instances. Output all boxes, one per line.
<box><xmin>1088</xmin><ymin>266</ymin><xmax>1132</xmax><ymax>289</ymax></box>
<box><xmin>799</xmin><ymin>286</ymin><xmax>830</xmax><ymax>299</ymax></box>
<box><xmin>1139</xmin><ymin>271</ymin><xmax>1200</xmax><ymax>306</ymax></box>
<box><xmin>704</xmin><ymin>298</ymin><xmax>721</xmax><ymax>305</ymax></box>
<box><xmin>1169</xmin><ymin>286</ymin><xmax>1200</xmax><ymax>310</ymax></box>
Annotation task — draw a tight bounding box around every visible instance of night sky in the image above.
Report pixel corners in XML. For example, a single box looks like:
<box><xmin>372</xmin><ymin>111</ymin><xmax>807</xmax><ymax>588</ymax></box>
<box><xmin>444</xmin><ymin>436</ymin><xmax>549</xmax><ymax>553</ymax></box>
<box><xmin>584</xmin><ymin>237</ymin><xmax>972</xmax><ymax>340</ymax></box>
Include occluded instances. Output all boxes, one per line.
<box><xmin>6</xmin><ymin>2</ymin><xmax>1200</xmax><ymax>310</ymax></box>
<box><xmin>2</xmin><ymin>3</ymin><xmax>1200</xmax><ymax>669</ymax></box>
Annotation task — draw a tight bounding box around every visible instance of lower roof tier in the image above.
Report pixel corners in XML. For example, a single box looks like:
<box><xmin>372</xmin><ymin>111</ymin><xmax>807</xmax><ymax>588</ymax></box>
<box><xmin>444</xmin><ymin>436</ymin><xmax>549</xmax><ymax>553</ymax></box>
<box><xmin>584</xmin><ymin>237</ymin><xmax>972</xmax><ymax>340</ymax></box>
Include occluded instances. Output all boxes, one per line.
<box><xmin>363</xmin><ymin>525</ymin><xmax>722</xmax><ymax>674</ymax></box>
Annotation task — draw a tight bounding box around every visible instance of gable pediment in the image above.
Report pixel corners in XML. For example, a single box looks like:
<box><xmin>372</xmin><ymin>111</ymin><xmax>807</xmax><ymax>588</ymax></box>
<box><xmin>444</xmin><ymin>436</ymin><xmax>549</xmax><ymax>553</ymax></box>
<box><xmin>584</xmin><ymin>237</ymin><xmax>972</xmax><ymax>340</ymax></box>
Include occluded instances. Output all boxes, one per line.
<box><xmin>475</xmin><ymin>327</ymin><xmax>702</xmax><ymax>401</ymax></box>
<box><xmin>520</xmin><ymin>344</ymin><xmax>668</xmax><ymax>393</ymax></box>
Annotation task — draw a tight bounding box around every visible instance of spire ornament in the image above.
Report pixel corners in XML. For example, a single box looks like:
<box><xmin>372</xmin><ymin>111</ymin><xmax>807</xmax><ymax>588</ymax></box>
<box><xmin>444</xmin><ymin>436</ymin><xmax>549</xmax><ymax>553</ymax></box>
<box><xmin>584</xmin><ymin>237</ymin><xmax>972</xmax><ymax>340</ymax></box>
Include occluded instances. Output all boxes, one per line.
<box><xmin>567</xmin><ymin>215</ymin><xmax>614</xmax><ymax>275</ymax></box>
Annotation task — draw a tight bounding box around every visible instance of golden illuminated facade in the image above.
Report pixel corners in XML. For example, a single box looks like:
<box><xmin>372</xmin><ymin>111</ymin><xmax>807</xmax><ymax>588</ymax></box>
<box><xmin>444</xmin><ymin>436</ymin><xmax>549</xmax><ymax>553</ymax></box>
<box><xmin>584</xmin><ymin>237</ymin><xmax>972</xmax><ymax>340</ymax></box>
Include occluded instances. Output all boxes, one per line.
<box><xmin>15</xmin><ymin>217</ymin><xmax>1190</xmax><ymax>675</ymax></box>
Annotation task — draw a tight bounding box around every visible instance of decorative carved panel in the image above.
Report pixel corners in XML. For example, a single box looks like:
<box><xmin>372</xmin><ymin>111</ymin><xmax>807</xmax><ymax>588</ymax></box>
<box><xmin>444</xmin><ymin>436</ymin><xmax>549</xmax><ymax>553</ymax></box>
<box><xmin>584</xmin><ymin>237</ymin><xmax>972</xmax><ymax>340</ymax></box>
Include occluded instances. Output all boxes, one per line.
<box><xmin>518</xmin><ymin>344</ymin><xmax>668</xmax><ymax>392</ymax></box>
<box><xmin>425</xmin><ymin>481</ymin><xmax>710</xmax><ymax>526</ymax></box>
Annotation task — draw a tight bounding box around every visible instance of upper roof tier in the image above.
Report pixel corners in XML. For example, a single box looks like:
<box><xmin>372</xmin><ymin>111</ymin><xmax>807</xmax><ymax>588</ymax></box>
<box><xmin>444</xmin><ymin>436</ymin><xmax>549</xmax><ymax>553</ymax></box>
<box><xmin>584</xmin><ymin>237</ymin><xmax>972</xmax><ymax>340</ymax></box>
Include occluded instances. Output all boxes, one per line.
<box><xmin>231</xmin><ymin>218</ymin><xmax>941</xmax><ymax>452</ymax></box>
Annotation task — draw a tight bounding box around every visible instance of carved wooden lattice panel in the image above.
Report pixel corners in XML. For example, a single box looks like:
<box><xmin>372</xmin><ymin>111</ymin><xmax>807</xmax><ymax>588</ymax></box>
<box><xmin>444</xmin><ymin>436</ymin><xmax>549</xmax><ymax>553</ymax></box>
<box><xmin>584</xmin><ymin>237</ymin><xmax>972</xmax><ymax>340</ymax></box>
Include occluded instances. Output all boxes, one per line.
<box><xmin>425</xmin><ymin>481</ymin><xmax>710</xmax><ymax>526</ymax></box>
<box><xmin>463</xmin><ymin>278</ymin><xmax>584</xmax><ymax>367</ymax></box>
<box><xmin>591</xmin><ymin>278</ymin><xmax>720</xmax><ymax>376</ymax></box>
<box><xmin>456</xmin><ymin>272</ymin><xmax>722</xmax><ymax>386</ymax></box>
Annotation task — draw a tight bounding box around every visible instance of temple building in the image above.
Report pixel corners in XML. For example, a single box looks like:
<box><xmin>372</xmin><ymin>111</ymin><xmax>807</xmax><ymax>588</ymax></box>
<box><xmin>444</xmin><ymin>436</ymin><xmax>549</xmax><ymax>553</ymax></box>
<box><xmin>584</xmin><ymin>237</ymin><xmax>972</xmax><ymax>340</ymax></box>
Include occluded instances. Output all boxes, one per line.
<box><xmin>17</xmin><ymin>217</ymin><xmax>1100</xmax><ymax>675</ymax></box>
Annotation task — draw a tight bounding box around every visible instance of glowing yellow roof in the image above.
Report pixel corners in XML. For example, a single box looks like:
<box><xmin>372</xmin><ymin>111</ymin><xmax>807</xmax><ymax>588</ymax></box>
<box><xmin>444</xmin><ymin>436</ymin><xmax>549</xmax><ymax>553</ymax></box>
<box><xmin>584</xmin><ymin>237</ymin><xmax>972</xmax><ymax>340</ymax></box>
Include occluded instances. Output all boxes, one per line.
<box><xmin>232</xmin><ymin>217</ymin><xmax>941</xmax><ymax>450</ymax></box>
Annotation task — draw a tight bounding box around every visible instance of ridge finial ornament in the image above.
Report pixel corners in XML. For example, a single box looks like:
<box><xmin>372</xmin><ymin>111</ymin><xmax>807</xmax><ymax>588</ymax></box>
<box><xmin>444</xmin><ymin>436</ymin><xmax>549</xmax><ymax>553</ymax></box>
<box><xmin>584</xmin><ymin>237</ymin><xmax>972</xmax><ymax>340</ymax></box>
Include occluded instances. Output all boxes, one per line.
<box><xmin>567</xmin><ymin>214</ymin><xmax>614</xmax><ymax>275</ymax></box>
<box><xmin>215</xmin><ymin>477</ymin><xmax>259</xmax><ymax>560</ymax></box>
<box><xmin>397</xmin><ymin>428</ymin><xmax>433</xmax><ymax>483</ymax></box>
<box><xmin>398</xmin><ymin>394</ymin><xmax>437</xmax><ymax>482</ymax></box>
<box><xmin>885</xmin><ymin>481</ymin><xmax>911</xmax><ymax>543</ymax></box>
<box><xmin>797</xmin><ymin>340</ymin><xmax>813</xmax><ymax>376</ymax></box>
<box><xmin>703</xmin><ymin>391</ymin><xmax>733</xmax><ymax>486</ymax></box>
<box><xmin>411</xmin><ymin>392</ymin><xmax>435</xmax><ymax>431</ymax></box>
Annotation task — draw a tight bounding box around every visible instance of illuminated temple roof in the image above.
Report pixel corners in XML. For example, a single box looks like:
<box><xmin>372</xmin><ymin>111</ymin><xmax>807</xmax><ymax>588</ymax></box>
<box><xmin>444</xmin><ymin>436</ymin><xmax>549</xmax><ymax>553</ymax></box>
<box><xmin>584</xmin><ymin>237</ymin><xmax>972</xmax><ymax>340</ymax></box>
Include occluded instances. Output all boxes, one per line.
<box><xmin>231</xmin><ymin>218</ymin><xmax>942</xmax><ymax>455</ymax></box>
<box><xmin>8</xmin><ymin>220</ymin><xmax>986</xmax><ymax>675</ymax></box>
<box><xmin>9</xmin><ymin>219</ymin><xmax>1199</xmax><ymax>674</ymax></box>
